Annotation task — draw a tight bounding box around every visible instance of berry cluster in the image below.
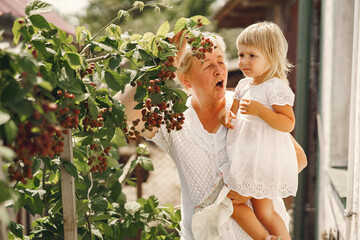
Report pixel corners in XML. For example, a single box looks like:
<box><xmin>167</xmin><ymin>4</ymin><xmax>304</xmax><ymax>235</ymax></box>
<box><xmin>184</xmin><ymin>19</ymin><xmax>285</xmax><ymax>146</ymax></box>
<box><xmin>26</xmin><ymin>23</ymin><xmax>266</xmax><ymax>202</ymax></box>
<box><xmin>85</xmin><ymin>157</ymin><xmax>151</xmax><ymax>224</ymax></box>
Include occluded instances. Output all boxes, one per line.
<box><xmin>141</xmin><ymin>99</ymin><xmax>184</xmax><ymax>133</ymax></box>
<box><xmin>82</xmin><ymin>106</ymin><xmax>107</xmax><ymax>132</ymax></box>
<box><xmin>80</xmin><ymin>63</ymin><xmax>96</xmax><ymax>78</ymax></box>
<box><xmin>87</xmin><ymin>145</ymin><xmax>111</xmax><ymax>173</ymax></box>
<box><xmin>8</xmin><ymin>103</ymin><xmax>66</xmax><ymax>182</ymax></box>
<box><xmin>189</xmin><ymin>37</ymin><xmax>216</xmax><ymax>60</ymax></box>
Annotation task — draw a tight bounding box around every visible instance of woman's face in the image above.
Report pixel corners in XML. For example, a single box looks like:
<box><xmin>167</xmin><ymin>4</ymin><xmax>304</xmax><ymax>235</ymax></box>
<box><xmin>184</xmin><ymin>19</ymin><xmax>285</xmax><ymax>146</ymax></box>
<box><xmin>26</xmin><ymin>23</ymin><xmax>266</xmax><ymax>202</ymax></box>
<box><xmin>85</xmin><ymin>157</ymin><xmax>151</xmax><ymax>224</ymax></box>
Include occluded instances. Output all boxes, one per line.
<box><xmin>184</xmin><ymin>49</ymin><xmax>228</xmax><ymax>104</ymax></box>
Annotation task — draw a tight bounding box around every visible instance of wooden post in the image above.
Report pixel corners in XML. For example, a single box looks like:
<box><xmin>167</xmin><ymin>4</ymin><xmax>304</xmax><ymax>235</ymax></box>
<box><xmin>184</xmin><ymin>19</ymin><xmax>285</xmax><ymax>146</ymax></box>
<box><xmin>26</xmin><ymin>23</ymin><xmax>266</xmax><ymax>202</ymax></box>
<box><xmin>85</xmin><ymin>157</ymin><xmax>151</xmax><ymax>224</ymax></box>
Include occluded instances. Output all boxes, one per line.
<box><xmin>0</xmin><ymin>140</ymin><xmax>7</xmax><ymax>240</ymax></box>
<box><xmin>60</xmin><ymin>130</ymin><xmax>77</xmax><ymax>240</ymax></box>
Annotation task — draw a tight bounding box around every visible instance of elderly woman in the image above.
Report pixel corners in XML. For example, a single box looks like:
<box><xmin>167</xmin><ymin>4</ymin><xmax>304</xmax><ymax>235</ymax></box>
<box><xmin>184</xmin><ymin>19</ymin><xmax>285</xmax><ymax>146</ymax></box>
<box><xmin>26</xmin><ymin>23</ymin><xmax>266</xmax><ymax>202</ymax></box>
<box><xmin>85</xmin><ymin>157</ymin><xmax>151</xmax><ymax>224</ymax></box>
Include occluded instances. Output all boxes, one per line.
<box><xmin>114</xmin><ymin>32</ymin><xmax>307</xmax><ymax>240</ymax></box>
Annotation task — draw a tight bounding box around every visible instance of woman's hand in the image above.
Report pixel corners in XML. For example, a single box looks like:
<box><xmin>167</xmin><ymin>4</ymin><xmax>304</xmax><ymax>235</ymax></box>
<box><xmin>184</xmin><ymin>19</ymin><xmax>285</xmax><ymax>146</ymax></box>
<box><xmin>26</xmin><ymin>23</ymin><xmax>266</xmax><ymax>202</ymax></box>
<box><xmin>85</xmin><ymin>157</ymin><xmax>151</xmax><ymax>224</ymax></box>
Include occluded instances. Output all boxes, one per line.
<box><xmin>171</xmin><ymin>30</ymin><xmax>187</xmax><ymax>69</ymax></box>
<box><xmin>219</xmin><ymin>109</ymin><xmax>236</xmax><ymax>129</ymax></box>
<box><xmin>227</xmin><ymin>190</ymin><xmax>249</xmax><ymax>204</ymax></box>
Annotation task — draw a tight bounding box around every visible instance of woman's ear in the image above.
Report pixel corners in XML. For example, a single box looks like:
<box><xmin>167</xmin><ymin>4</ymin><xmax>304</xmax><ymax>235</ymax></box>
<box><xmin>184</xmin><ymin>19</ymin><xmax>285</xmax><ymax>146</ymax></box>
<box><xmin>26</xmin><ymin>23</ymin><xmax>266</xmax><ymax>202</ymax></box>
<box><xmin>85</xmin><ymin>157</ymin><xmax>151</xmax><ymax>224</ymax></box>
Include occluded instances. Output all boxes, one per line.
<box><xmin>178</xmin><ymin>73</ymin><xmax>192</xmax><ymax>89</ymax></box>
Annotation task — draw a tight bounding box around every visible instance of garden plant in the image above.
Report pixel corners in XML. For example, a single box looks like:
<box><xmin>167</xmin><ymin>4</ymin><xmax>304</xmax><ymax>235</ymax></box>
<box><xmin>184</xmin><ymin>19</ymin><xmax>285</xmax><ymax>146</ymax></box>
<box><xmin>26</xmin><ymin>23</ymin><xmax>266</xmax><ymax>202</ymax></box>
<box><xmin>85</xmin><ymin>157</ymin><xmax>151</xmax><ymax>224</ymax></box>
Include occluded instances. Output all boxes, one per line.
<box><xmin>0</xmin><ymin>0</ymin><xmax>216</xmax><ymax>239</ymax></box>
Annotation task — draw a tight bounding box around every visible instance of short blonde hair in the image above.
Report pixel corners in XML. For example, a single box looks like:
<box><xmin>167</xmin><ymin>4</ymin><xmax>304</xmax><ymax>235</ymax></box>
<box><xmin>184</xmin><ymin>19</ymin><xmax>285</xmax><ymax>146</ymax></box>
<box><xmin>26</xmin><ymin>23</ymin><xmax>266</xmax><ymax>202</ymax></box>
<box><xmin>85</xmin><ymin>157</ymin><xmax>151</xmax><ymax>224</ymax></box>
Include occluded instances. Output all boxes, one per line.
<box><xmin>236</xmin><ymin>21</ymin><xmax>292</xmax><ymax>84</ymax></box>
<box><xmin>177</xmin><ymin>32</ymin><xmax>227</xmax><ymax>75</ymax></box>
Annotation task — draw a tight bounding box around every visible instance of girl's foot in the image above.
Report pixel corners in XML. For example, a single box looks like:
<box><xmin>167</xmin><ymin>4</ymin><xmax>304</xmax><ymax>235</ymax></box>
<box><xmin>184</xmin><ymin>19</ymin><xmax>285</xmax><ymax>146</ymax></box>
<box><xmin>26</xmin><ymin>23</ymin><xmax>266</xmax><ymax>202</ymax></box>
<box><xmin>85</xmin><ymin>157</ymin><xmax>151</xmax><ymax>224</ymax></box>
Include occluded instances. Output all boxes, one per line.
<box><xmin>266</xmin><ymin>235</ymin><xmax>282</xmax><ymax>240</ymax></box>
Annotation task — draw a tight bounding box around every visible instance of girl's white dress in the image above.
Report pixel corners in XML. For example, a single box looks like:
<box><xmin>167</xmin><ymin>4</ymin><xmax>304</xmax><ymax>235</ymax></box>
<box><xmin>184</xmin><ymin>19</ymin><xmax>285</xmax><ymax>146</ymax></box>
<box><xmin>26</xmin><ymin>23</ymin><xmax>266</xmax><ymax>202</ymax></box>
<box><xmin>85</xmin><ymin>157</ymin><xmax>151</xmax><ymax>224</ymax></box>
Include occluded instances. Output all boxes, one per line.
<box><xmin>220</xmin><ymin>77</ymin><xmax>298</xmax><ymax>199</ymax></box>
<box><xmin>191</xmin><ymin>77</ymin><xmax>296</xmax><ymax>240</ymax></box>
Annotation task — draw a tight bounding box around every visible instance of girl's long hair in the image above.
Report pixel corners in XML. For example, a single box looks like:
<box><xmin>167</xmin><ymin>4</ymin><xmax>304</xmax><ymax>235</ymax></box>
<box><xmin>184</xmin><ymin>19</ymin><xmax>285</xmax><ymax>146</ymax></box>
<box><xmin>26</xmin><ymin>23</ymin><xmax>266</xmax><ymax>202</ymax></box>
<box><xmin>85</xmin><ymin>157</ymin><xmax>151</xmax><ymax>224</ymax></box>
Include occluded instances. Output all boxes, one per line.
<box><xmin>236</xmin><ymin>21</ymin><xmax>293</xmax><ymax>84</ymax></box>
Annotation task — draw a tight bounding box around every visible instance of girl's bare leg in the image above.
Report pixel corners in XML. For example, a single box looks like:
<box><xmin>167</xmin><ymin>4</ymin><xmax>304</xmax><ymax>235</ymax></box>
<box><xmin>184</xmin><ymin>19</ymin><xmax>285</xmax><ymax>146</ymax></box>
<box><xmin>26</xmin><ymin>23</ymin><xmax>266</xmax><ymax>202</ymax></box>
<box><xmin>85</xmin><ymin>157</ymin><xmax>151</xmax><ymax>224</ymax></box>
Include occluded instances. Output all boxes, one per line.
<box><xmin>251</xmin><ymin>198</ymin><xmax>291</xmax><ymax>240</ymax></box>
<box><xmin>231</xmin><ymin>195</ymin><xmax>269</xmax><ymax>240</ymax></box>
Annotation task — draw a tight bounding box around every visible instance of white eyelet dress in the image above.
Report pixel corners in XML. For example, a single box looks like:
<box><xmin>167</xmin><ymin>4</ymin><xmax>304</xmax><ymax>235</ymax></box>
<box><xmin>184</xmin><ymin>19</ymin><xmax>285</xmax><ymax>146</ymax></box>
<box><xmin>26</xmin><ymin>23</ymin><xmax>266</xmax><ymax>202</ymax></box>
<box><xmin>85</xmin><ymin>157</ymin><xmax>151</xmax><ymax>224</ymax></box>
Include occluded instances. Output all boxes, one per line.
<box><xmin>150</xmin><ymin>90</ymin><xmax>289</xmax><ymax>240</ymax></box>
<box><xmin>221</xmin><ymin>77</ymin><xmax>298</xmax><ymax>199</ymax></box>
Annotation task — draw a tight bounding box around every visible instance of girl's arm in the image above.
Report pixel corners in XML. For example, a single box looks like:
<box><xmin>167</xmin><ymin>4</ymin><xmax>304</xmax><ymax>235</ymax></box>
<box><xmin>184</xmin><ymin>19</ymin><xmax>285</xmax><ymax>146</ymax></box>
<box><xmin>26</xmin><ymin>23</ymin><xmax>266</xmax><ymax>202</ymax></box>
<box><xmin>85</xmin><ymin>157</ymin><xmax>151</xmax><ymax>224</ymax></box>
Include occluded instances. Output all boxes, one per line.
<box><xmin>240</xmin><ymin>99</ymin><xmax>295</xmax><ymax>132</ymax></box>
<box><xmin>219</xmin><ymin>99</ymin><xmax>239</xmax><ymax>129</ymax></box>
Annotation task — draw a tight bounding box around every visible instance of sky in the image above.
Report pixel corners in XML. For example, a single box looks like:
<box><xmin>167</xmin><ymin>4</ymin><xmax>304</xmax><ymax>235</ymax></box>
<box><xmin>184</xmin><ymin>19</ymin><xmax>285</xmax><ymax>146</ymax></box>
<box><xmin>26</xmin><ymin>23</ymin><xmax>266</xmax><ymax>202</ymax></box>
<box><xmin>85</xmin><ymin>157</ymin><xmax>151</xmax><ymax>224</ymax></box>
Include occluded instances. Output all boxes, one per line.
<box><xmin>42</xmin><ymin>0</ymin><xmax>89</xmax><ymax>16</ymax></box>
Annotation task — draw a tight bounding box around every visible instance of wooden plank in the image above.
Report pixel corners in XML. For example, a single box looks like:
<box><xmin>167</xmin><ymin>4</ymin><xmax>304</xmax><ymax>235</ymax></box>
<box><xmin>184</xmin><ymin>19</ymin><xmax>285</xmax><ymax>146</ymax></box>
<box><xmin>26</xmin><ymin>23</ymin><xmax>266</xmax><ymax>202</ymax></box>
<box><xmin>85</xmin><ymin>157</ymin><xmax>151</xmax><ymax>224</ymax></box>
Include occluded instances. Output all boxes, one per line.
<box><xmin>60</xmin><ymin>130</ymin><xmax>77</xmax><ymax>240</ymax></box>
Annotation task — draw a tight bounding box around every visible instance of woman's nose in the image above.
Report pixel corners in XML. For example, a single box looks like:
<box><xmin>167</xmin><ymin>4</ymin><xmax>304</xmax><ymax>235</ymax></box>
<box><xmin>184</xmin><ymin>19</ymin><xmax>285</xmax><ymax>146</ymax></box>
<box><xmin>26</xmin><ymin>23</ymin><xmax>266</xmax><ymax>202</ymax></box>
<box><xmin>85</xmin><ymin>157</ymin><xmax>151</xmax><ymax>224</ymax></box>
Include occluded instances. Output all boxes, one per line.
<box><xmin>214</xmin><ymin>64</ymin><xmax>224</xmax><ymax>75</ymax></box>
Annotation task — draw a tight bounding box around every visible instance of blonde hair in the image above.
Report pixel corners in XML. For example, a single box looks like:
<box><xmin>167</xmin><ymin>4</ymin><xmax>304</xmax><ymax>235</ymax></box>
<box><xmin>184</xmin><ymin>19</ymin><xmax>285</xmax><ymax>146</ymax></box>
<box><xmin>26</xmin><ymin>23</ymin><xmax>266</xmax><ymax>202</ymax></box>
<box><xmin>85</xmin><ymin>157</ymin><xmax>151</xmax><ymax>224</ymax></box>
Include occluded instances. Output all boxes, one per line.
<box><xmin>177</xmin><ymin>32</ymin><xmax>227</xmax><ymax>75</ymax></box>
<box><xmin>236</xmin><ymin>21</ymin><xmax>292</xmax><ymax>84</ymax></box>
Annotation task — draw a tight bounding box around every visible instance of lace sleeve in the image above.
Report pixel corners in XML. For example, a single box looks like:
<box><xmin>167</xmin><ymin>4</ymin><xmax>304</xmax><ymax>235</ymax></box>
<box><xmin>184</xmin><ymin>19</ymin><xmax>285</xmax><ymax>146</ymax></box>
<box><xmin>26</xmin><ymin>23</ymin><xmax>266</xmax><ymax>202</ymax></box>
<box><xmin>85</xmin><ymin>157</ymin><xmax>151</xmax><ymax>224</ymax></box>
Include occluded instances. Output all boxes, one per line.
<box><xmin>147</xmin><ymin>124</ymin><xmax>171</xmax><ymax>155</ymax></box>
<box><xmin>267</xmin><ymin>78</ymin><xmax>295</xmax><ymax>106</ymax></box>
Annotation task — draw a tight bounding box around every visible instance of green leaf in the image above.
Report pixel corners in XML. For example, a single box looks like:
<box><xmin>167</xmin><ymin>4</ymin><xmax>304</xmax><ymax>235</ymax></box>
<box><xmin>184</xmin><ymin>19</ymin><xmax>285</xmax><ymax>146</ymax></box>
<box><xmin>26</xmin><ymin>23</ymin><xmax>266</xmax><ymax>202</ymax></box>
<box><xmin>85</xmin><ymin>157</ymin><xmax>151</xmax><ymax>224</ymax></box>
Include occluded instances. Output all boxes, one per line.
<box><xmin>29</xmin><ymin>15</ymin><xmax>50</xmax><ymax>29</ymax></box>
<box><xmin>87</xmin><ymin>97</ymin><xmax>99</xmax><ymax>120</ymax></box>
<box><xmin>173</xmin><ymin>89</ymin><xmax>188</xmax><ymax>102</ymax></box>
<box><xmin>134</xmin><ymin>86</ymin><xmax>147</xmax><ymax>102</ymax></box>
<box><xmin>63</xmin><ymin>161</ymin><xmax>79</xmax><ymax>180</ymax></box>
<box><xmin>90</xmin><ymin>214</ymin><xmax>112</xmax><ymax>222</ymax></box>
<box><xmin>108</xmin><ymin>55</ymin><xmax>122</xmax><ymax>70</ymax></box>
<box><xmin>81</xmin><ymin>136</ymin><xmax>94</xmax><ymax>146</ymax></box>
<box><xmin>0</xmin><ymin>108</ymin><xmax>10</xmax><ymax>125</ymax></box>
<box><xmin>173</xmin><ymin>100</ymin><xmax>188</xmax><ymax>113</ymax></box>
<box><xmin>9</xmin><ymin>221</ymin><xmax>23</xmax><ymax>238</ymax></box>
<box><xmin>4</xmin><ymin>120</ymin><xmax>18</xmax><ymax>143</ymax></box>
<box><xmin>12</xmin><ymin>18</ymin><xmax>23</xmax><ymax>45</ymax></box>
<box><xmin>0</xmin><ymin>146</ymin><xmax>16</xmax><ymax>161</ymax></box>
<box><xmin>156</xmin><ymin>21</ymin><xmax>170</xmax><ymax>37</ymax></box>
<box><xmin>75</xmin><ymin>26</ymin><xmax>91</xmax><ymax>43</ymax></box>
<box><xmin>190</xmin><ymin>15</ymin><xmax>211</xmax><ymax>25</ymax></box>
<box><xmin>106</xmin><ymin>24</ymin><xmax>122</xmax><ymax>41</ymax></box>
<box><xmin>133</xmin><ymin>102</ymin><xmax>143</xmax><ymax>110</ymax></box>
<box><xmin>65</xmin><ymin>52</ymin><xmax>83</xmax><ymax>70</ymax></box>
<box><xmin>95</xmin><ymin>221</ymin><xmax>114</xmax><ymax>238</ymax></box>
<box><xmin>130</xmin><ymin>34</ymin><xmax>142</xmax><ymax>42</ymax></box>
<box><xmin>76</xmin><ymin>199</ymin><xmax>88</xmax><ymax>216</ymax></box>
<box><xmin>137</xmin><ymin>156</ymin><xmax>153</xmax><ymax>171</ymax></box>
<box><xmin>174</xmin><ymin>17</ymin><xmax>187</xmax><ymax>33</ymax></box>
<box><xmin>0</xmin><ymin>181</ymin><xmax>12</xmax><ymax>204</ymax></box>
<box><xmin>133</xmin><ymin>1</ymin><xmax>145</xmax><ymax>11</ymax></box>
<box><xmin>105</xmin><ymin>70</ymin><xmax>121</xmax><ymax>91</ymax></box>
<box><xmin>117</xmin><ymin>10</ymin><xmax>129</xmax><ymax>21</ymax></box>
<box><xmin>136</xmin><ymin>143</ymin><xmax>149</xmax><ymax>155</ymax></box>
<box><xmin>149</xmin><ymin>93</ymin><xmax>162</xmax><ymax>105</ymax></box>
<box><xmin>142</xmin><ymin>32</ymin><xmax>155</xmax><ymax>49</ymax></box>
<box><xmin>91</xmin><ymin>198</ymin><xmax>108</xmax><ymax>211</ymax></box>
<box><xmin>109</xmin><ymin>181</ymin><xmax>122</xmax><ymax>202</ymax></box>
<box><xmin>58</xmin><ymin>30</ymin><xmax>73</xmax><ymax>44</ymax></box>
<box><xmin>125</xmin><ymin>201</ymin><xmax>141</xmax><ymax>214</ymax></box>
<box><xmin>25</xmin><ymin>0</ymin><xmax>52</xmax><ymax>15</ymax></box>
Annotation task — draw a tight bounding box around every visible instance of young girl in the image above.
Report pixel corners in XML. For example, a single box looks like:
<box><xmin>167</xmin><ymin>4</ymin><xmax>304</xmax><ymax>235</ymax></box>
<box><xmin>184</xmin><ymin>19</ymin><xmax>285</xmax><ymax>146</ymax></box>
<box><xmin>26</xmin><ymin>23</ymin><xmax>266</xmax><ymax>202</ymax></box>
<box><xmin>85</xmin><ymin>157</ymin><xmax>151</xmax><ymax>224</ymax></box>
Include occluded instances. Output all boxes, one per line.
<box><xmin>219</xmin><ymin>21</ymin><xmax>298</xmax><ymax>240</ymax></box>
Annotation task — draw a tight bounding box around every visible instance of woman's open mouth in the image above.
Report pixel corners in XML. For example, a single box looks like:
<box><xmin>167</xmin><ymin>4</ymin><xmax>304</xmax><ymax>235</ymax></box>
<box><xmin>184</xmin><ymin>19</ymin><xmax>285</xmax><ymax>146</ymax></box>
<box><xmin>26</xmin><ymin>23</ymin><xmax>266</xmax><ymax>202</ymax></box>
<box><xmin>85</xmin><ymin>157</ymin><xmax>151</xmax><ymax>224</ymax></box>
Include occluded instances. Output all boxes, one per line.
<box><xmin>215</xmin><ymin>80</ymin><xmax>224</xmax><ymax>88</ymax></box>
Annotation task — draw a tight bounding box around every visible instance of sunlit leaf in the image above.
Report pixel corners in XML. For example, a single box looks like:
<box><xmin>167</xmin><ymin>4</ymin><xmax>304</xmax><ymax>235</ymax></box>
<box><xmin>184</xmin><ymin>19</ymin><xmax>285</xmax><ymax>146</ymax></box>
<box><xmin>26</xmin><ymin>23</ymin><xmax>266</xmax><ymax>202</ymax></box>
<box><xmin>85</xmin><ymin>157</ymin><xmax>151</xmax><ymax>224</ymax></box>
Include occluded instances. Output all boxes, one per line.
<box><xmin>0</xmin><ymin>108</ymin><xmax>10</xmax><ymax>125</ymax></box>
<box><xmin>156</xmin><ymin>21</ymin><xmax>170</xmax><ymax>37</ymax></box>
<box><xmin>25</xmin><ymin>0</ymin><xmax>52</xmax><ymax>16</ymax></box>
<box><xmin>174</xmin><ymin>17</ymin><xmax>187</xmax><ymax>33</ymax></box>
<box><xmin>137</xmin><ymin>156</ymin><xmax>153</xmax><ymax>171</ymax></box>
<box><xmin>190</xmin><ymin>15</ymin><xmax>211</xmax><ymax>25</ymax></box>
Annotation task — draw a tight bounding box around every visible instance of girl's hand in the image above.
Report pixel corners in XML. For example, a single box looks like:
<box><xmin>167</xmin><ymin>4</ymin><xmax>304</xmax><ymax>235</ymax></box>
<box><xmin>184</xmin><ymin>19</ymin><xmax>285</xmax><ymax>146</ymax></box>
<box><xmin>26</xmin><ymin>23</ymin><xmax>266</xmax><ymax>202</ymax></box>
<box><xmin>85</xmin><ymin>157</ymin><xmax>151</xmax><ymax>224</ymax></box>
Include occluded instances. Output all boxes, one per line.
<box><xmin>239</xmin><ymin>99</ymin><xmax>264</xmax><ymax>116</ymax></box>
<box><xmin>219</xmin><ymin>109</ymin><xmax>236</xmax><ymax>129</ymax></box>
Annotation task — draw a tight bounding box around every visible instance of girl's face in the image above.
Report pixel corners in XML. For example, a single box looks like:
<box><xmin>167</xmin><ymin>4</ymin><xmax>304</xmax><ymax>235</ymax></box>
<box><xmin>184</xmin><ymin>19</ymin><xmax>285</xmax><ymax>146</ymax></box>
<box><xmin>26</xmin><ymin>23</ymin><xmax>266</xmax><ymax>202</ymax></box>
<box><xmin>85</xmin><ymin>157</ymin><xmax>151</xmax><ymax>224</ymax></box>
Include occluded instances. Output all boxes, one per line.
<box><xmin>237</xmin><ymin>44</ymin><xmax>271</xmax><ymax>84</ymax></box>
<box><xmin>183</xmin><ymin>48</ymin><xmax>228</xmax><ymax>104</ymax></box>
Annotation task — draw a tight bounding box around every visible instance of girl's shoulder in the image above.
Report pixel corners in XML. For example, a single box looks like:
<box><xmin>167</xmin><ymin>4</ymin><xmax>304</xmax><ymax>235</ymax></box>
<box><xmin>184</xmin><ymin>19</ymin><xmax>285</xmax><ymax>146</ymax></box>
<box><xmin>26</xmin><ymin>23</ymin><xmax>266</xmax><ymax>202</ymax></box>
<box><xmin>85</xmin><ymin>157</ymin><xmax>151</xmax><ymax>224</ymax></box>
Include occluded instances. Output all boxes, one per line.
<box><xmin>234</xmin><ymin>77</ymin><xmax>252</xmax><ymax>91</ymax></box>
<box><xmin>265</xmin><ymin>77</ymin><xmax>289</xmax><ymax>88</ymax></box>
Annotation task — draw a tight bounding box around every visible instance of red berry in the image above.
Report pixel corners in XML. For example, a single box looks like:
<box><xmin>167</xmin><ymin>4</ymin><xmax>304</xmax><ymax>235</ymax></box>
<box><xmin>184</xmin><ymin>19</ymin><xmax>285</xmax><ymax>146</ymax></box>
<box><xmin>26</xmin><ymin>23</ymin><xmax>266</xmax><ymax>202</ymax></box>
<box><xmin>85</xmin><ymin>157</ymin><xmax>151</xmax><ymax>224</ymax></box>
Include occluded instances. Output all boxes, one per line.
<box><xmin>18</xmin><ymin>19</ymin><xmax>25</xmax><ymax>24</ymax></box>
<box><xmin>32</xmin><ymin>50</ymin><xmax>37</xmax><ymax>58</ymax></box>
